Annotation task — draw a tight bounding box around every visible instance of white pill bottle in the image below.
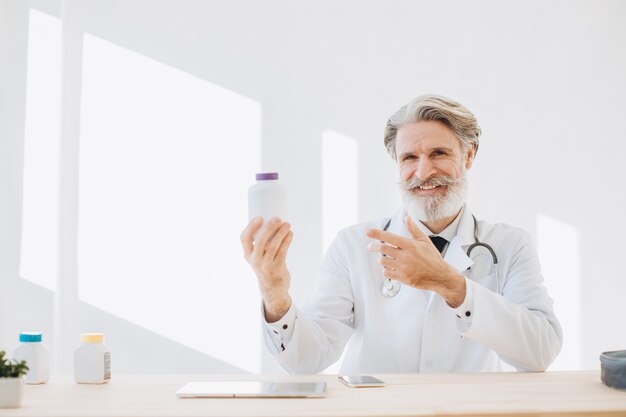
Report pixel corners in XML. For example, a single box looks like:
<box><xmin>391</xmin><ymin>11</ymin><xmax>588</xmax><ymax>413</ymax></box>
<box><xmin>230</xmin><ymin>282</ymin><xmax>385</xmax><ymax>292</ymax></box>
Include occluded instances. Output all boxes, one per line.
<box><xmin>12</xmin><ymin>332</ymin><xmax>49</xmax><ymax>384</ymax></box>
<box><xmin>248</xmin><ymin>172</ymin><xmax>288</xmax><ymax>221</ymax></box>
<box><xmin>73</xmin><ymin>333</ymin><xmax>111</xmax><ymax>384</ymax></box>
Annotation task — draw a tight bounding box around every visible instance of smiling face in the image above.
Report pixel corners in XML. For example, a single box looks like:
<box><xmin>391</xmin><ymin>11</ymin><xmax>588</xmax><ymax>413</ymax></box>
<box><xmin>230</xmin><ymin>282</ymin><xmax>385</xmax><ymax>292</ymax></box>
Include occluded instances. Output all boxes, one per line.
<box><xmin>396</xmin><ymin>120</ymin><xmax>475</xmax><ymax>223</ymax></box>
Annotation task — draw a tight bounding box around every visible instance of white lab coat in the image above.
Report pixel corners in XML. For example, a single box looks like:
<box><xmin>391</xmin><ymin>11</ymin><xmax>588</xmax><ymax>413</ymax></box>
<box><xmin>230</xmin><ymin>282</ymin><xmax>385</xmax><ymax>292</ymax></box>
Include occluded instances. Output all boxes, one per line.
<box><xmin>265</xmin><ymin>206</ymin><xmax>563</xmax><ymax>374</ymax></box>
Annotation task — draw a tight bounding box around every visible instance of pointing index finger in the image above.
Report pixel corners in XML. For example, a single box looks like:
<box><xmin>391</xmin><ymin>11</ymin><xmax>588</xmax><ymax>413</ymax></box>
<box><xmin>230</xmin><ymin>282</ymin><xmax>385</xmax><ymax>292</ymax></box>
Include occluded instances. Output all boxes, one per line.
<box><xmin>366</xmin><ymin>228</ymin><xmax>410</xmax><ymax>249</ymax></box>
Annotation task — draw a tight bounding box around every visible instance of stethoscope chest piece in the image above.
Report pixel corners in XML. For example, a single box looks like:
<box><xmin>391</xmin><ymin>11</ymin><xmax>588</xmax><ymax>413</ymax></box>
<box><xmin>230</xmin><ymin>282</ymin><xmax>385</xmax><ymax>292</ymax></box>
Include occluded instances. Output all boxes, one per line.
<box><xmin>381</xmin><ymin>278</ymin><xmax>401</xmax><ymax>298</ymax></box>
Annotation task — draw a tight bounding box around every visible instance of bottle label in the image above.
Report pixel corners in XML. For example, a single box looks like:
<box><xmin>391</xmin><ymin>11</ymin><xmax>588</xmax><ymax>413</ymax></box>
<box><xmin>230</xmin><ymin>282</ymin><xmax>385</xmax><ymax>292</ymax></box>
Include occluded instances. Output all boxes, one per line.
<box><xmin>103</xmin><ymin>352</ymin><xmax>111</xmax><ymax>380</ymax></box>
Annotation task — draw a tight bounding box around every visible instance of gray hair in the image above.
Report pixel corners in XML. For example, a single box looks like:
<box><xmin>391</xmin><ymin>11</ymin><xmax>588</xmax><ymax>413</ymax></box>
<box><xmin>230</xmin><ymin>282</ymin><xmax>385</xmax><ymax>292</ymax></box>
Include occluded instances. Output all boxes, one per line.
<box><xmin>383</xmin><ymin>94</ymin><xmax>481</xmax><ymax>160</ymax></box>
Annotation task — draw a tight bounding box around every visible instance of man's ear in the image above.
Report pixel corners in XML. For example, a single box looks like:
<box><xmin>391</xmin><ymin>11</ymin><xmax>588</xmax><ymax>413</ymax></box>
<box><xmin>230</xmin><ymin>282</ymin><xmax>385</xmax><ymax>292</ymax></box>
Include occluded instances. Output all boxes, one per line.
<box><xmin>464</xmin><ymin>144</ymin><xmax>476</xmax><ymax>170</ymax></box>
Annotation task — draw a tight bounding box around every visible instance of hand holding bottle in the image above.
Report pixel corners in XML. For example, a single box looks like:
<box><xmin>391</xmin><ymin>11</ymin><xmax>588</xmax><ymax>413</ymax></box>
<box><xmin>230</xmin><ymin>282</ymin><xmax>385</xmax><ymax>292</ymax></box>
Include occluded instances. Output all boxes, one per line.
<box><xmin>240</xmin><ymin>216</ymin><xmax>293</xmax><ymax>322</ymax></box>
<box><xmin>243</xmin><ymin>172</ymin><xmax>292</xmax><ymax>322</ymax></box>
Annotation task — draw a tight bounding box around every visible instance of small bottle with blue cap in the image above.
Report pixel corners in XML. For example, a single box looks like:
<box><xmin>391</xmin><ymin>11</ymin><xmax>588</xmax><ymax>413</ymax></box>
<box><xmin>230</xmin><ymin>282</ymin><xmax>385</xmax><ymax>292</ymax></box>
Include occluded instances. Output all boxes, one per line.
<box><xmin>12</xmin><ymin>332</ymin><xmax>50</xmax><ymax>384</ymax></box>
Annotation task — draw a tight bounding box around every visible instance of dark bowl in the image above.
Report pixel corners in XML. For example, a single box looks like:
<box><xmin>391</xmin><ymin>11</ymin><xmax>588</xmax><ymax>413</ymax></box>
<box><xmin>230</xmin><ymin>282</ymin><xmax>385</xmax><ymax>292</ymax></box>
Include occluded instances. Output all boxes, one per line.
<box><xmin>600</xmin><ymin>350</ymin><xmax>626</xmax><ymax>390</ymax></box>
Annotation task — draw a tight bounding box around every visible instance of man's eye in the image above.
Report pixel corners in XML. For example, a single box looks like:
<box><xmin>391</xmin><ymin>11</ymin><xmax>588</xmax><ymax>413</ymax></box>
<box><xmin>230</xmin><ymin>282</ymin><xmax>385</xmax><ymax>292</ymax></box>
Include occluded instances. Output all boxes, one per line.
<box><xmin>432</xmin><ymin>151</ymin><xmax>447</xmax><ymax>157</ymax></box>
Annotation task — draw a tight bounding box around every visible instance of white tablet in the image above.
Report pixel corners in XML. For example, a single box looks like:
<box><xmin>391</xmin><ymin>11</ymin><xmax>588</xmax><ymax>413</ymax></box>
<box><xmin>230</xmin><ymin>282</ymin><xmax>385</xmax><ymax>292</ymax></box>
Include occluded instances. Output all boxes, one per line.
<box><xmin>176</xmin><ymin>381</ymin><xmax>327</xmax><ymax>398</ymax></box>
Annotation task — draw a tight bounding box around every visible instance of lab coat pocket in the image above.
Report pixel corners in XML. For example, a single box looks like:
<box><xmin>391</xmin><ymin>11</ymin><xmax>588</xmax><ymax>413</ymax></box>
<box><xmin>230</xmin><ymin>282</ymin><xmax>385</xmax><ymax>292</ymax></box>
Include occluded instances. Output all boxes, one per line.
<box><xmin>467</xmin><ymin>249</ymin><xmax>497</xmax><ymax>288</ymax></box>
<box><xmin>466</xmin><ymin>250</ymin><xmax>494</xmax><ymax>278</ymax></box>
<box><xmin>474</xmin><ymin>272</ymin><xmax>499</xmax><ymax>294</ymax></box>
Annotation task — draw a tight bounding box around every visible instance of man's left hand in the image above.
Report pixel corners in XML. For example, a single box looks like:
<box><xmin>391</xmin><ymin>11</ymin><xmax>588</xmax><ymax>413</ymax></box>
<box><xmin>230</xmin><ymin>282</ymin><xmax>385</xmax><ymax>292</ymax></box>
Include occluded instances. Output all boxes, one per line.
<box><xmin>366</xmin><ymin>216</ymin><xmax>467</xmax><ymax>308</ymax></box>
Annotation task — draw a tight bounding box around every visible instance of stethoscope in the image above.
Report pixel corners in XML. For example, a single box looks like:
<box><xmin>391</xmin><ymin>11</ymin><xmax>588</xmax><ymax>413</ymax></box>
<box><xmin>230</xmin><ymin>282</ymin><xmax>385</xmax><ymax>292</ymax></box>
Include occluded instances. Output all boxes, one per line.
<box><xmin>380</xmin><ymin>215</ymin><xmax>499</xmax><ymax>297</ymax></box>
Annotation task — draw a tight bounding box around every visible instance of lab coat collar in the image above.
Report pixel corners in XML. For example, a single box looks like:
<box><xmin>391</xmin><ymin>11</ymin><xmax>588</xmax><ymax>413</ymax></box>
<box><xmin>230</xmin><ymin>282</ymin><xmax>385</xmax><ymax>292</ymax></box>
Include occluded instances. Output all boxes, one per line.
<box><xmin>450</xmin><ymin>205</ymin><xmax>477</xmax><ymax>249</ymax></box>
<box><xmin>385</xmin><ymin>205</ymin><xmax>474</xmax><ymax>272</ymax></box>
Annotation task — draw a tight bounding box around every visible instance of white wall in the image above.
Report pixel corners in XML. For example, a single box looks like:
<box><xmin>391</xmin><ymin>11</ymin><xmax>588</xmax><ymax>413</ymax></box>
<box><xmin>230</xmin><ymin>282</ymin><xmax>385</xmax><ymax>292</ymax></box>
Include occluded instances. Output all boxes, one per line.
<box><xmin>0</xmin><ymin>0</ymin><xmax>42</xmax><ymax>357</ymax></box>
<box><xmin>1</xmin><ymin>0</ymin><xmax>625</xmax><ymax>373</ymax></box>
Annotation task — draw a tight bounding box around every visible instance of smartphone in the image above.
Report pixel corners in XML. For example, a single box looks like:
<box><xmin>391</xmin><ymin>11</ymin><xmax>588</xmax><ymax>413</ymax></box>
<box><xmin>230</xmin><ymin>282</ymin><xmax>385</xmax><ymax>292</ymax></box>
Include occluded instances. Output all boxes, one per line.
<box><xmin>338</xmin><ymin>375</ymin><xmax>385</xmax><ymax>388</ymax></box>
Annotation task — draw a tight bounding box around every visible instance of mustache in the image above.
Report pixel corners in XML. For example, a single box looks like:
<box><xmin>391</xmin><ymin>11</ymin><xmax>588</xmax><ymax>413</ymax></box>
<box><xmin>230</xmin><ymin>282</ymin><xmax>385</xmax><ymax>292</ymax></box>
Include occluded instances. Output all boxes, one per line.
<box><xmin>400</xmin><ymin>175</ymin><xmax>461</xmax><ymax>191</ymax></box>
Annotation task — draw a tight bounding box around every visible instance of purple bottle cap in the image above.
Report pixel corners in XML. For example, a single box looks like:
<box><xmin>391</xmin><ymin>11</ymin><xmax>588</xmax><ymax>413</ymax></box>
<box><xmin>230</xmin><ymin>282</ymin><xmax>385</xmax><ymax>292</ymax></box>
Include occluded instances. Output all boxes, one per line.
<box><xmin>255</xmin><ymin>172</ymin><xmax>279</xmax><ymax>181</ymax></box>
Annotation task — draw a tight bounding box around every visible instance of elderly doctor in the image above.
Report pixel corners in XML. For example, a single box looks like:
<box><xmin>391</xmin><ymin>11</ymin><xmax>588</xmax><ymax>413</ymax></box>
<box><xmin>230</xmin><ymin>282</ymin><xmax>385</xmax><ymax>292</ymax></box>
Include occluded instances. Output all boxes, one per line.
<box><xmin>241</xmin><ymin>94</ymin><xmax>563</xmax><ymax>374</ymax></box>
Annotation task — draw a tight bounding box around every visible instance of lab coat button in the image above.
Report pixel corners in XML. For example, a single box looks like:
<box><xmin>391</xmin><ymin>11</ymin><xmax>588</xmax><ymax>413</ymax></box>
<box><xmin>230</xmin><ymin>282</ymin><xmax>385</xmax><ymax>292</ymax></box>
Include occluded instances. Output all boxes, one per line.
<box><xmin>465</xmin><ymin>311</ymin><xmax>471</xmax><ymax>317</ymax></box>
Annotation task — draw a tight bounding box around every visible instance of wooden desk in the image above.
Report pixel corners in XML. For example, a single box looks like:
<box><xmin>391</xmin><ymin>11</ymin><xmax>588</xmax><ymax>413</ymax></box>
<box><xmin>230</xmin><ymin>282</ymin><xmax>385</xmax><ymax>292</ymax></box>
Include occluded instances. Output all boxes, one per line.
<box><xmin>3</xmin><ymin>371</ymin><xmax>626</xmax><ymax>417</ymax></box>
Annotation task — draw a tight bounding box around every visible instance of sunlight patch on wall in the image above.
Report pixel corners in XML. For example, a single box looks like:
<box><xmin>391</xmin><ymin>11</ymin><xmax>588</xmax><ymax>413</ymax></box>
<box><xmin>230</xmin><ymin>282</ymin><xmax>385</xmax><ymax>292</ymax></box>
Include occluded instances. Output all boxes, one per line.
<box><xmin>19</xmin><ymin>9</ymin><xmax>62</xmax><ymax>292</ymax></box>
<box><xmin>537</xmin><ymin>214</ymin><xmax>581</xmax><ymax>370</ymax></box>
<box><xmin>321</xmin><ymin>130</ymin><xmax>358</xmax><ymax>253</ymax></box>
<box><xmin>78</xmin><ymin>34</ymin><xmax>262</xmax><ymax>372</ymax></box>
<box><xmin>320</xmin><ymin>129</ymin><xmax>358</xmax><ymax>374</ymax></box>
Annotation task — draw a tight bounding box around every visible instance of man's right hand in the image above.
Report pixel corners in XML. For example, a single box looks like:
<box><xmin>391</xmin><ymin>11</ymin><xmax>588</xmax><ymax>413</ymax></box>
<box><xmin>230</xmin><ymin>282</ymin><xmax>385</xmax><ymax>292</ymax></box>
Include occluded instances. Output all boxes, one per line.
<box><xmin>240</xmin><ymin>217</ymin><xmax>293</xmax><ymax>322</ymax></box>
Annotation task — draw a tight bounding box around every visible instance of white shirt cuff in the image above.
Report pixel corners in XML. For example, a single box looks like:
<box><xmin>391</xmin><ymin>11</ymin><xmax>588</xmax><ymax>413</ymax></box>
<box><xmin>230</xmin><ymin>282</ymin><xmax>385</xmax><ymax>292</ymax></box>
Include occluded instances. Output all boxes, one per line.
<box><xmin>262</xmin><ymin>302</ymin><xmax>297</xmax><ymax>353</ymax></box>
<box><xmin>453</xmin><ymin>277</ymin><xmax>475</xmax><ymax>333</ymax></box>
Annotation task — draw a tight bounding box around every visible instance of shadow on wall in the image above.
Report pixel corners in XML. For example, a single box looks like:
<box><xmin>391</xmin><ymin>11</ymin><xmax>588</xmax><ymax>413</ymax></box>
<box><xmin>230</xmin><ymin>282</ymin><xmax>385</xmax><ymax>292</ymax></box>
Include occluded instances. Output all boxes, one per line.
<box><xmin>81</xmin><ymin>299</ymin><xmax>248</xmax><ymax>375</ymax></box>
<box><xmin>6</xmin><ymin>278</ymin><xmax>247</xmax><ymax>374</ymax></box>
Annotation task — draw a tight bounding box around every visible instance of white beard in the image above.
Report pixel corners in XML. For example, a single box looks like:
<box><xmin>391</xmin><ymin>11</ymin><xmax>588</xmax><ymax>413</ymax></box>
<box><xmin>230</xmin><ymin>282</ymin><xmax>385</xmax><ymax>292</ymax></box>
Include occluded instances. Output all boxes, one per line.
<box><xmin>400</xmin><ymin>168</ymin><xmax>468</xmax><ymax>223</ymax></box>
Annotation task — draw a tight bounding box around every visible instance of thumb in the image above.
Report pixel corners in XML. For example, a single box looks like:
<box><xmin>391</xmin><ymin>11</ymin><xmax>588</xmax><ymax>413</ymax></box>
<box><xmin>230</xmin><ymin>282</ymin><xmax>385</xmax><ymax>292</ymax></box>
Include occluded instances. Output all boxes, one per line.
<box><xmin>406</xmin><ymin>215</ymin><xmax>428</xmax><ymax>241</ymax></box>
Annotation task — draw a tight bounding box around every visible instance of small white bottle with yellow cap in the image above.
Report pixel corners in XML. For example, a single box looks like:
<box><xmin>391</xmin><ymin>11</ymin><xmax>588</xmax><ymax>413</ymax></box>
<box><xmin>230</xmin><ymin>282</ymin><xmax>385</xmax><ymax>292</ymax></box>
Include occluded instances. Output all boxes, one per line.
<box><xmin>73</xmin><ymin>333</ymin><xmax>111</xmax><ymax>384</ymax></box>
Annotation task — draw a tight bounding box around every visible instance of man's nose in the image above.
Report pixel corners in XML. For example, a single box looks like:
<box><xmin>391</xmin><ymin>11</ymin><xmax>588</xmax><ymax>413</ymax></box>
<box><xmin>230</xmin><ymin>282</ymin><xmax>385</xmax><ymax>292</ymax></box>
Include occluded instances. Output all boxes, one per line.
<box><xmin>415</xmin><ymin>158</ymin><xmax>437</xmax><ymax>181</ymax></box>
